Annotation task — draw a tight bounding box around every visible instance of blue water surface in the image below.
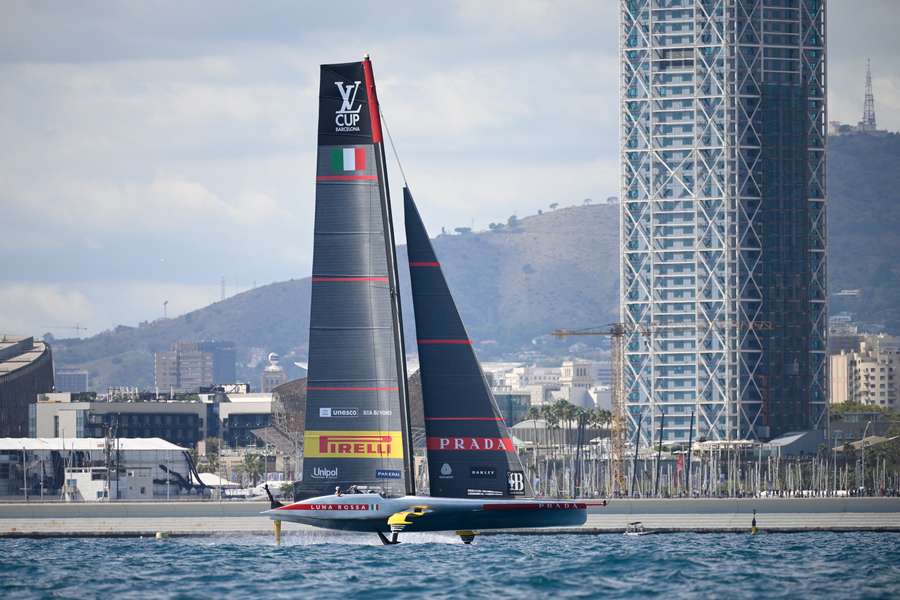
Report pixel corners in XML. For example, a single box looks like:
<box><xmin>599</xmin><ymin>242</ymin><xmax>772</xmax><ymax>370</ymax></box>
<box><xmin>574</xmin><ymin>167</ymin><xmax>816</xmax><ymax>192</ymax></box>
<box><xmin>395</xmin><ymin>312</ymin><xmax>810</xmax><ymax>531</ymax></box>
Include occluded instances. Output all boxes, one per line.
<box><xmin>1</xmin><ymin>531</ymin><xmax>898</xmax><ymax>599</ymax></box>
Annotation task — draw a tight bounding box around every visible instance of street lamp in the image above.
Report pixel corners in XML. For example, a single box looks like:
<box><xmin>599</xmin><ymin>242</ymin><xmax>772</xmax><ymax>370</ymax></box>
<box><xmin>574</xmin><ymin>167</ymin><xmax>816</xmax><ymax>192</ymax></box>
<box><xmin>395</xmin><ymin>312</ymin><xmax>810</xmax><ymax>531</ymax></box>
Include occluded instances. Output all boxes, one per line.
<box><xmin>860</xmin><ymin>420</ymin><xmax>872</xmax><ymax>495</ymax></box>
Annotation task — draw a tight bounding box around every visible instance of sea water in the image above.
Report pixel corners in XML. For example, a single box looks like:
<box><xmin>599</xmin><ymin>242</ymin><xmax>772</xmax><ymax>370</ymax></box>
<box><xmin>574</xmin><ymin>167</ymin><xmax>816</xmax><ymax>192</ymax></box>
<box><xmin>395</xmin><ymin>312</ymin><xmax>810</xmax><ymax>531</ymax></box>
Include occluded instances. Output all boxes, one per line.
<box><xmin>1</xmin><ymin>532</ymin><xmax>898</xmax><ymax>599</ymax></box>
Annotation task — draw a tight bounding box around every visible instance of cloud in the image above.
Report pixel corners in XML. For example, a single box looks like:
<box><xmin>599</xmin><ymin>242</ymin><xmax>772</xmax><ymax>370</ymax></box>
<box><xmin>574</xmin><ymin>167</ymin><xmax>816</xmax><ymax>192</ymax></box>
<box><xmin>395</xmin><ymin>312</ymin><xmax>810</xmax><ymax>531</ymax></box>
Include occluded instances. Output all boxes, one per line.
<box><xmin>1</xmin><ymin>0</ymin><xmax>897</xmax><ymax>337</ymax></box>
<box><xmin>0</xmin><ymin>281</ymin><xmax>222</xmax><ymax>339</ymax></box>
<box><xmin>0</xmin><ymin>284</ymin><xmax>94</xmax><ymax>337</ymax></box>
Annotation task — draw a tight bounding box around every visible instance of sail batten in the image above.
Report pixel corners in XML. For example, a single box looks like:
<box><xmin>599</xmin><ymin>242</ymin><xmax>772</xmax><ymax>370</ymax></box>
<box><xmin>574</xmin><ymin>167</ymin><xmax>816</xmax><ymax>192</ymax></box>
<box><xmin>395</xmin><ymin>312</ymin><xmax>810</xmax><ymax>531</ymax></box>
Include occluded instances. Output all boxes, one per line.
<box><xmin>404</xmin><ymin>188</ymin><xmax>533</xmax><ymax>499</ymax></box>
<box><xmin>301</xmin><ymin>58</ymin><xmax>412</xmax><ymax>498</ymax></box>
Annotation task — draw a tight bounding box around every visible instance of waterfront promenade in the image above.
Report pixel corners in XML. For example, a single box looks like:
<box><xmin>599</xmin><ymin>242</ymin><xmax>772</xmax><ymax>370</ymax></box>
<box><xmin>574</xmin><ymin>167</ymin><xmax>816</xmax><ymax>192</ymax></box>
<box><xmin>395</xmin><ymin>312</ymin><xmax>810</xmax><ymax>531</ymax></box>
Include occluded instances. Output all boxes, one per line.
<box><xmin>1</xmin><ymin>498</ymin><xmax>899</xmax><ymax>537</ymax></box>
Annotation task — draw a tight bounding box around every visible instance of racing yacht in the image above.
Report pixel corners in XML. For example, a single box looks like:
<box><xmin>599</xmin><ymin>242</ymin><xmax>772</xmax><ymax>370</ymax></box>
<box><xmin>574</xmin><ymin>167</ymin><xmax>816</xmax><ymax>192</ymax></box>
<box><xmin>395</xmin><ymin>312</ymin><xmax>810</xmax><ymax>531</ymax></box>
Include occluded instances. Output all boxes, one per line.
<box><xmin>263</xmin><ymin>57</ymin><xmax>603</xmax><ymax>544</ymax></box>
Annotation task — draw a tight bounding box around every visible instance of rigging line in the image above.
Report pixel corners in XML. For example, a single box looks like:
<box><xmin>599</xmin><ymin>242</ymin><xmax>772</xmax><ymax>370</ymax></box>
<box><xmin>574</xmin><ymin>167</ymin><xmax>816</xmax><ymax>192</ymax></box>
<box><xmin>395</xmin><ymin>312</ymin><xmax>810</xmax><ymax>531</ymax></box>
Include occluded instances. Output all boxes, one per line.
<box><xmin>379</xmin><ymin>107</ymin><xmax>408</xmax><ymax>187</ymax></box>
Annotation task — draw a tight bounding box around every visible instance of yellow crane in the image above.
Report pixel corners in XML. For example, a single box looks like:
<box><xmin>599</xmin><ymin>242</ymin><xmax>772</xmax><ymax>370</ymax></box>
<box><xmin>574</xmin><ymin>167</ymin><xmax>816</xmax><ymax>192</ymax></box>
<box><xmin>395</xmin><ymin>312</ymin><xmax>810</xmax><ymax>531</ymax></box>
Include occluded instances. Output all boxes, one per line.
<box><xmin>552</xmin><ymin>323</ymin><xmax>650</xmax><ymax>496</ymax></box>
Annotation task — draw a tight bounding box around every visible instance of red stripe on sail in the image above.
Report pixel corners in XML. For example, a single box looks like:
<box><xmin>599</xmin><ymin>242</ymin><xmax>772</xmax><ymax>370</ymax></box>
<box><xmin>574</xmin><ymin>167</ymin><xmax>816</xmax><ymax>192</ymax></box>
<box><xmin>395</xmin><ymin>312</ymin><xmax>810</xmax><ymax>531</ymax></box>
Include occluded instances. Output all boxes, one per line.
<box><xmin>417</xmin><ymin>339</ymin><xmax>471</xmax><ymax>345</ymax></box>
<box><xmin>425</xmin><ymin>417</ymin><xmax>503</xmax><ymax>421</ymax></box>
<box><xmin>409</xmin><ymin>261</ymin><xmax>440</xmax><ymax>267</ymax></box>
<box><xmin>307</xmin><ymin>386</ymin><xmax>399</xmax><ymax>391</ymax></box>
<box><xmin>362</xmin><ymin>58</ymin><xmax>383</xmax><ymax>144</ymax></box>
<box><xmin>312</xmin><ymin>276</ymin><xmax>388</xmax><ymax>282</ymax></box>
<box><xmin>354</xmin><ymin>147</ymin><xmax>366</xmax><ymax>170</ymax></box>
<box><xmin>317</xmin><ymin>175</ymin><xmax>377</xmax><ymax>181</ymax></box>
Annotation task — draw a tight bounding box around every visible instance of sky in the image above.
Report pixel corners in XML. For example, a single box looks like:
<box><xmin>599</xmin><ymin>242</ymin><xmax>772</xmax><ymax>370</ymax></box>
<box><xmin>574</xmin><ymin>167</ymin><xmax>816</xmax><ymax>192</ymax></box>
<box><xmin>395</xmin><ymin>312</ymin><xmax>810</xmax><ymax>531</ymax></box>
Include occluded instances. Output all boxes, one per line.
<box><xmin>1</xmin><ymin>0</ymin><xmax>899</xmax><ymax>339</ymax></box>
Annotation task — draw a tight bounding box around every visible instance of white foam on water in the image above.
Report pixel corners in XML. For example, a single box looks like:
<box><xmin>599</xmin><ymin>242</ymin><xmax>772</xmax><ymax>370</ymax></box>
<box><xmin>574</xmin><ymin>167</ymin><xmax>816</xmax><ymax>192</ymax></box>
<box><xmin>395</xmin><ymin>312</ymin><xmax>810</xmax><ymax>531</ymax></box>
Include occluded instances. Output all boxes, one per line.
<box><xmin>181</xmin><ymin>530</ymin><xmax>462</xmax><ymax>546</ymax></box>
<box><xmin>280</xmin><ymin>530</ymin><xmax>460</xmax><ymax>546</ymax></box>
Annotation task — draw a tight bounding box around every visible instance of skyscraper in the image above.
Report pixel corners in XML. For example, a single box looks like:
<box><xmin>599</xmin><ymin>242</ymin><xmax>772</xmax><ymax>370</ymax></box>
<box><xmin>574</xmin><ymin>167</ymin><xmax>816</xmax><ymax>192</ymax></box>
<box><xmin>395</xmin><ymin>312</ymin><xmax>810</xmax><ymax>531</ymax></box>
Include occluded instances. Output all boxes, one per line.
<box><xmin>619</xmin><ymin>0</ymin><xmax>827</xmax><ymax>444</ymax></box>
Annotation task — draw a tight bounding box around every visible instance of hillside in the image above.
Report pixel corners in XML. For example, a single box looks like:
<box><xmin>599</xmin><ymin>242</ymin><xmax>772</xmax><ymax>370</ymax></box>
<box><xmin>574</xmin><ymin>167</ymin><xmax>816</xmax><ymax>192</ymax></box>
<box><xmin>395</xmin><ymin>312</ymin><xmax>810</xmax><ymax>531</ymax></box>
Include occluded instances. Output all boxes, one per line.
<box><xmin>827</xmin><ymin>131</ymin><xmax>900</xmax><ymax>328</ymax></box>
<box><xmin>52</xmin><ymin>131</ymin><xmax>900</xmax><ymax>390</ymax></box>
<box><xmin>53</xmin><ymin>203</ymin><xmax>620</xmax><ymax>390</ymax></box>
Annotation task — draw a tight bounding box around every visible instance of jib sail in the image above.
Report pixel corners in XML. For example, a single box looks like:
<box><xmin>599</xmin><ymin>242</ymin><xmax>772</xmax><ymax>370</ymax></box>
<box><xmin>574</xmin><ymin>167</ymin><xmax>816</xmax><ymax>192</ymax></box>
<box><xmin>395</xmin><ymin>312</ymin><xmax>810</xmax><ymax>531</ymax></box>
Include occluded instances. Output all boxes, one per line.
<box><xmin>404</xmin><ymin>188</ymin><xmax>533</xmax><ymax>499</ymax></box>
<box><xmin>301</xmin><ymin>58</ymin><xmax>414</xmax><ymax>497</ymax></box>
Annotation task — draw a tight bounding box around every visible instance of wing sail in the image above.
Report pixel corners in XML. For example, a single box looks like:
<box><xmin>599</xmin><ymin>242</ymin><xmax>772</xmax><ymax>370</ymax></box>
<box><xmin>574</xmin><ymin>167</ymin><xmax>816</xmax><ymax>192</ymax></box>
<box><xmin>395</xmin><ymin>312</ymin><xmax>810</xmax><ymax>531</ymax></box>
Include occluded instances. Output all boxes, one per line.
<box><xmin>404</xmin><ymin>188</ymin><xmax>532</xmax><ymax>499</ymax></box>
<box><xmin>300</xmin><ymin>58</ymin><xmax>413</xmax><ymax>497</ymax></box>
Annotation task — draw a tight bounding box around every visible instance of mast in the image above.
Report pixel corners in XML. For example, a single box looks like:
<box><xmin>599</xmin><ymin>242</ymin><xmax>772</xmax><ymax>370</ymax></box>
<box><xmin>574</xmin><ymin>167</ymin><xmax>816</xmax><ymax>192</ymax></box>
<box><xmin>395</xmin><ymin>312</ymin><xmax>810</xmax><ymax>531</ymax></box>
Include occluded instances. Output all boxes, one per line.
<box><xmin>362</xmin><ymin>56</ymin><xmax>416</xmax><ymax>495</ymax></box>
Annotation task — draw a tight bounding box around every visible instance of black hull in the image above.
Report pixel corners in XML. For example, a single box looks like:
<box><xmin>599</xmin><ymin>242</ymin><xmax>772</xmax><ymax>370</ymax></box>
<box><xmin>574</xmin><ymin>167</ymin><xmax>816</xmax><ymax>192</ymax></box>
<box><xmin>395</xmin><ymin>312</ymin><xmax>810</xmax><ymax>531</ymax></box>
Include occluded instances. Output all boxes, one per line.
<box><xmin>282</xmin><ymin>509</ymin><xmax>587</xmax><ymax>533</ymax></box>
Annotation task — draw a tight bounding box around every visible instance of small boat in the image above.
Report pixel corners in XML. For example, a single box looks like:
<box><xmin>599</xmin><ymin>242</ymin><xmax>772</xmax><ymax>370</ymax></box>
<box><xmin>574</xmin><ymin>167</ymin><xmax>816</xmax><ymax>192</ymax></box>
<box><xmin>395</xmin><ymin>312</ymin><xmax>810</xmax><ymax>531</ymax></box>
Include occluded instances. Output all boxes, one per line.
<box><xmin>624</xmin><ymin>521</ymin><xmax>650</xmax><ymax>536</ymax></box>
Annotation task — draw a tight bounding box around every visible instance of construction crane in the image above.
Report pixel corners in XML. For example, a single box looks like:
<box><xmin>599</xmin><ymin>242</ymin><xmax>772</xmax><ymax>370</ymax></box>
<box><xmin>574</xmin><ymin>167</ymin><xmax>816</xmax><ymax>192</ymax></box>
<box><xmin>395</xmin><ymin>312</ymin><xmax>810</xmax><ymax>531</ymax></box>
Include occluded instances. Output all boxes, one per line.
<box><xmin>552</xmin><ymin>323</ymin><xmax>650</xmax><ymax>496</ymax></box>
<box><xmin>43</xmin><ymin>324</ymin><xmax>89</xmax><ymax>337</ymax></box>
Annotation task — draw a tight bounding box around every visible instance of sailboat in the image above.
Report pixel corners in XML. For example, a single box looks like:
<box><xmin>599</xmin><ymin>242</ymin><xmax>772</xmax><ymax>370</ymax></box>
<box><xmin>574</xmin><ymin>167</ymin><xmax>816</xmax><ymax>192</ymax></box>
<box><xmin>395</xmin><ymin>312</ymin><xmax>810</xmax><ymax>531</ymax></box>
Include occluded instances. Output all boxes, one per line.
<box><xmin>264</xmin><ymin>56</ymin><xmax>603</xmax><ymax>544</ymax></box>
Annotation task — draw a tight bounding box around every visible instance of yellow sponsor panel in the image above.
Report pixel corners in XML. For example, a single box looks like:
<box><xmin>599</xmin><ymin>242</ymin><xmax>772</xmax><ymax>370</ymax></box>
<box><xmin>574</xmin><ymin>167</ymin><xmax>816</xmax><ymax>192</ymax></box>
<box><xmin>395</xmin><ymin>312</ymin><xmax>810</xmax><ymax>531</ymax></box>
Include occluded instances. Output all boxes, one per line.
<box><xmin>304</xmin><ymin>430</ymin><xmax>404</xmax><ymax>459</ymax></box>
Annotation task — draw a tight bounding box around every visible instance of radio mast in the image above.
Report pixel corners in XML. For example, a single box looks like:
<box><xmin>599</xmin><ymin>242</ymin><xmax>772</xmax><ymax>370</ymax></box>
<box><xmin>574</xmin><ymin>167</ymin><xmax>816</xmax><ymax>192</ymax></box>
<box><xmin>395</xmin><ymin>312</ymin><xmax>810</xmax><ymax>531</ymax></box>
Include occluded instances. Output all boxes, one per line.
<box><xmin>860</xmin><ymin>59</ymin><xmax>877</xmax><ymax>131</ymax></box>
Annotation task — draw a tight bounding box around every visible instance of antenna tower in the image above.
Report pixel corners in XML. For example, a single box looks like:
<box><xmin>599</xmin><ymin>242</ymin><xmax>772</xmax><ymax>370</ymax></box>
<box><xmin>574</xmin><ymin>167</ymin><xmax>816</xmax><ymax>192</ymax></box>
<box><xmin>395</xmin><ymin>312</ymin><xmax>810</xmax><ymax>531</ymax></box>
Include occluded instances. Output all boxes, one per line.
<box><xmin>861</xmin><ymin>59</ymin><xmax>877</xmax><ymax>131</ymax></box>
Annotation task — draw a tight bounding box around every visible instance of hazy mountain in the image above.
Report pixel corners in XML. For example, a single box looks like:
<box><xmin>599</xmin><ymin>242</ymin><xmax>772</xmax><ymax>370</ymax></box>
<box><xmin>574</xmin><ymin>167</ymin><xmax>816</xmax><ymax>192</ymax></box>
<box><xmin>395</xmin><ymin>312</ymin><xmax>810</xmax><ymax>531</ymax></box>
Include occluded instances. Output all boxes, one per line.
<box><xmin>51</xmin><ymin>131</ymin><xmax>900</xmax><ymax>390</ymax></box>
<box><xmin>826</xmin><ymin>131</ymin><xmax>900</xmax><ymax>329</ymax></box>
<box><xmin>52</xmin><ymin>201</ymin><xmax>619</xmax><ymax>390</ymax></box>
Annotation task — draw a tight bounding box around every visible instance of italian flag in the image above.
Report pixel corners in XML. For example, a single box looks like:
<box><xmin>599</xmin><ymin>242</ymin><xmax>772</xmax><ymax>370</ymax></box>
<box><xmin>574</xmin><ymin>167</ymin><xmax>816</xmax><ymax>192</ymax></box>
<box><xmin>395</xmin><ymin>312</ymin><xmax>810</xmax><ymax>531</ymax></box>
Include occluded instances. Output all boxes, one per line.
<box><xmin>331</xmin><ymin>147</ymin><xmax>366</xmax><ymax>172</ymax></box>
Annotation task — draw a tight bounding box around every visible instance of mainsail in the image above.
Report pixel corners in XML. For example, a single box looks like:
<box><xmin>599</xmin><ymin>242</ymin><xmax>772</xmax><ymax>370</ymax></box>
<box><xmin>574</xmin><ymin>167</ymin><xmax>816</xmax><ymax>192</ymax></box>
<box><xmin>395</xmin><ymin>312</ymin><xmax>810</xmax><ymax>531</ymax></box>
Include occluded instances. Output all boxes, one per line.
<box><xmin>301</xmin><ymin>58</ymin><xmax>414</xmax><ymax>497</ymax></box>
<box><xmin>404</xmin><ymin>188</ymin><xmax>533</xmax><ymax>499</ymax></box>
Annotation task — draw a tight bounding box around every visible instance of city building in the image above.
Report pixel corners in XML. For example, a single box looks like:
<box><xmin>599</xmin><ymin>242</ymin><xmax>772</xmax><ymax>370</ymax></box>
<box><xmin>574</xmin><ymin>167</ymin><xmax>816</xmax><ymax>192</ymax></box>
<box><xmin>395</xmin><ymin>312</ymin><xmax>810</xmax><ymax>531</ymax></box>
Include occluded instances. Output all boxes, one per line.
<box><xmin>260</xmin><ymin>353</ymin><xmax>288</xmax><ymax>393</ymax></box>
<box><xmin>0</xmin><ymin>335</ymin><xmax>53</xmax><ymax>437</ymax></box>
<box><xmin>0</xmin><ymin>437</ymin><xmax>191</xmax><ymax>501</ymax></box>
<box><xmin>589</xmin><ymin>385</ymin><xmax>613</xmax><ymax>411</ymax></box>
<box><xmin>503</xmin><ymin>365</ymin><xmax>561</xmax><ymax>389</ymax></box>
<box><xmin>199</xmin><ymin>341</ymin><xmax>237</xmax><ymax>386</ymax></box>
<box><xmin>491</xmin><ymin>390</ymin><xmax>532</xmax><ymax>425</ymax></box>
<box><xmin>560</xmin><ymin>359</ymin><xmax>598</xmax><ymax>408</ymax></box>
<box><xmin>830</xmin><ymin>335</ymin><xmax>900</xmax><ymax>409</ymax></box>
<box><xmin>620</xmin><ymin>0</ymin><xmax>827</xmax><ymax>444</ymax></box>
<box><xmin>218</xmin><ymin>394</ymin><xmax>274</xmax><ymax>447</ymax></box>
<box><xmin>54</xmin><ymin>368</ymin><xmax>89</xmax><ymax>393</ymax></box>
<box><xmin>31</xmin><ymin>389</ymin><xmax>272</xmax><ymax>450</ymax></box>
<box><xmin>830</xmin><ymin>410</ymin><xmax>899</xmax><ymax>449</ymax></box>
<box><xmin>154</xmin><ymin>341</ymin><xmax>236</xmax><ymax>393</ymax></box>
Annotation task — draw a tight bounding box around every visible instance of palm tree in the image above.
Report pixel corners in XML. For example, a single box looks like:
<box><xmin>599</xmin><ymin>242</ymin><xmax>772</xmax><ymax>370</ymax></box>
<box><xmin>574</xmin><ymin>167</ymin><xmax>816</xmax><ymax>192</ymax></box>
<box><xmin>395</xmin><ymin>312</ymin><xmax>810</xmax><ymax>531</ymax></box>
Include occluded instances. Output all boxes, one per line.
<box><xmin>240</xmin><ymin>453</ymin><xmax>265</xmax><ymax>487</ymax></box>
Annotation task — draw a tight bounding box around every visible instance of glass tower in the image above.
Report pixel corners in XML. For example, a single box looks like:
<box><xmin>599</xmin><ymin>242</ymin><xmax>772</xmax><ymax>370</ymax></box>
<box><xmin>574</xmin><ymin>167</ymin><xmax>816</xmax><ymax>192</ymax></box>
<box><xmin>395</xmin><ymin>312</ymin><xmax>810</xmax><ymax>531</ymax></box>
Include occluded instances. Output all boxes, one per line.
<box><xmin>619</xmin><ymin>0</ymin><xmax>827</xmax><ymax>444</ymax></box>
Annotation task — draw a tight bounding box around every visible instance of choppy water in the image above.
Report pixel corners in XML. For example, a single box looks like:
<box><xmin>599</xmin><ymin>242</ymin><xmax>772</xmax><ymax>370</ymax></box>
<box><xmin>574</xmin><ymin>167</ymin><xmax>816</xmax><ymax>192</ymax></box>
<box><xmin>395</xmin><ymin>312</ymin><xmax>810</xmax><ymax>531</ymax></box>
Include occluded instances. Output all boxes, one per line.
<box><xmin>1</xmin><ymin>531</ymin><xmax>899</xmax><ymax>599</ymax></box>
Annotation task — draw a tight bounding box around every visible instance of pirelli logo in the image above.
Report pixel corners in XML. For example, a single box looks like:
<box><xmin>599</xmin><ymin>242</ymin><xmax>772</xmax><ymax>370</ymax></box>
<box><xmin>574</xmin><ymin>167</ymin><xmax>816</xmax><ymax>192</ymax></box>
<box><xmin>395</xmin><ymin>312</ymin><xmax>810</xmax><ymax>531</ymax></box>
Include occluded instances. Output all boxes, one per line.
<box><xmin>304</xmin><ymin>431</ymin><xmax>403</xmax><ymax>459</ymax></box>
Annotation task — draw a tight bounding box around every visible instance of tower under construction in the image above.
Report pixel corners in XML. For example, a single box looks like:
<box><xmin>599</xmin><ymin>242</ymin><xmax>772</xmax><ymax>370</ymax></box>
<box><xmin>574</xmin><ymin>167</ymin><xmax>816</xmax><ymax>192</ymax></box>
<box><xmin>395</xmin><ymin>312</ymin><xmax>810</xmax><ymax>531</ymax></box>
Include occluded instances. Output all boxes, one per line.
<box><xmin>619</xmin><ymin>0</ymin><xmax>828</xmax><ymax>445</ymax></box>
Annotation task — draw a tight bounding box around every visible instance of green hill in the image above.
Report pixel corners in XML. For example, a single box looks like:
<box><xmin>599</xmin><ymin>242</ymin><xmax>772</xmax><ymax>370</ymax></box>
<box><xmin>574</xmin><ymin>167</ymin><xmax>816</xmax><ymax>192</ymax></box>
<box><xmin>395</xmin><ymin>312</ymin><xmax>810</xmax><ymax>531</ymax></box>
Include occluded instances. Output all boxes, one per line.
<box><xmin>827</xmin><ymin>131</ymin><xmax>900</xmax><ymax>328</ymax></box>
<box><xmin>51</xmin><ymin>131</ymin><xmax>900</xmax><ymax>390</ymax></box>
